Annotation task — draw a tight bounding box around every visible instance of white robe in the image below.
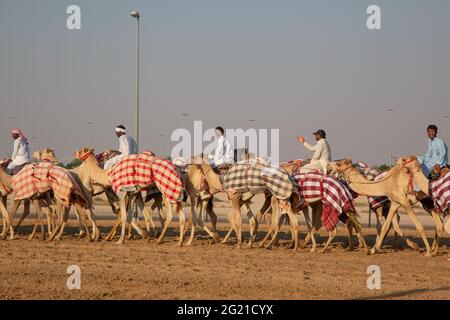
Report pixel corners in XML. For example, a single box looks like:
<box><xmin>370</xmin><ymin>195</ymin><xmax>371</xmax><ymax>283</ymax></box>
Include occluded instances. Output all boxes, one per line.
<box><xmin>211</xmin><ymin>135</ymin><xmax>234</xmax><ymax>166</ymax></box>
<box><xmin>104</xmin><ymin>135</ymin><xmax>138</xmax><ymax>169</ymax></box>
<box><xmin>7</xmin><ymin>137</ymin><xmax>31</xmax><ymax>171</ymax></box>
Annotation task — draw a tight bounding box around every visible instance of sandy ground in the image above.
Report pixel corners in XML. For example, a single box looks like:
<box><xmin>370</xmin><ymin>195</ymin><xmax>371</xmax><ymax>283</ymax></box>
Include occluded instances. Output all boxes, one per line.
<box><xmin>0</xmin><ymin>194</ymin><xmax>449</xmax><ymax>300</ymax></box>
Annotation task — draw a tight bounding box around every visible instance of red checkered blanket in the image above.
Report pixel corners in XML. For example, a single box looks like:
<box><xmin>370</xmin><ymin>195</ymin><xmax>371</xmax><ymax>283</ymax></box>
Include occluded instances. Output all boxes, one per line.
<box><xmin>430</xmin><ymin>172</ymin><xmax>450</xmax><ymax>214</ymax></box>
<box><xmin>293</xmin><ymin>172</ymin><xmax>355</xmax><ymax>231</ymax></box>
<box><xmin>11</xmin><ymin>163</ymin><xmax>83</xmax><ymax>207</ymax></box>
<box><xmin>108</xmin><ymin>154</ymin><xmax>183</xmax><ymax>203</ymax></box>
<box><xmin>367</xmin><ymin>171</ymin><xmax>390</xmax><ymax>210</ymax></box>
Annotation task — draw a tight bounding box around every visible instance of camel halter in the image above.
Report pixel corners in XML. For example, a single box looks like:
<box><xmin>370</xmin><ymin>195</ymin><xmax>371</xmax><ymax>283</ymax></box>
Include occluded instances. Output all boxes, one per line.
<box><xmin>338</xmin><ymin>159</ymin><xmax>415</xmax><ymax>185</ymax></box>
<box><xmin>79</xmin><ymin>151</ymin><xmax>94</xmax><ymax>162</ymax></box>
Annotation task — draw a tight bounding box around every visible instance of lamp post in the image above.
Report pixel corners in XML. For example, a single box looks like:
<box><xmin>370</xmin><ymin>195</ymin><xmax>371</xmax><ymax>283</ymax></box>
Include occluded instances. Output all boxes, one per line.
<box><xmin>387</xmin><ymin>108</ymin><xmax>395</xmax><ymax>167</ymax></box>
<box><xmin>159</xmin><ymin>134</ymin><xmax>165</xmax><ymax>157</ymax></box>
<box><xmin>131</xmin><ymin>10</ymin><xmax>140</xmax><ymax>152</ymax></box>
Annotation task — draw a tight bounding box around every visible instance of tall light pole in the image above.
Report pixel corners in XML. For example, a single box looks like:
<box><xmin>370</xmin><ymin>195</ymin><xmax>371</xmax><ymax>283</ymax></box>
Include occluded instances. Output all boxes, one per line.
<box><xmin>387</xmin><ymin>108</ymin><xmax>395</xmax><ymax>167</ymax></box>
<box><xmin>159</xmin><ymin>134</ymin><xmax>165</xmax><ymax>157</ymax></box>
<box><xmin>131</xmin><ymin>10</ymin><xmax>140</xmax><ymax>152</ymax></box>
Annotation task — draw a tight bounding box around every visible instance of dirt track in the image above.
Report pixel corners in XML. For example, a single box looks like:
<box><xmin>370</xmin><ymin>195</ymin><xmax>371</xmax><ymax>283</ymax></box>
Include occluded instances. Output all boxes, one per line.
<box><xmin>1</xmin><ymin>214</ymin><xmax>449</xmax><ymax>300</ymax></box>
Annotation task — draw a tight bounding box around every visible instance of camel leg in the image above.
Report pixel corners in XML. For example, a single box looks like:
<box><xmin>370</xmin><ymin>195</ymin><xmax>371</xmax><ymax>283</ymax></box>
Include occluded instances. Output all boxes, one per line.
<box><xmin>221</xmin><ymin>210</ymin><xmax>236</xmax><ymax>244</ymax></box>
<box><xmin>73</xmin><ymin>203</ymin><xmax>92</xmax><ymax>241</ymax></box>
<box><xmin>156</xmin><ymin>198</ymin><xmax>173</xmax><ymax>245</ymax></box>
<box><xmin>0</xmin><ymin>199</ymin><xmax>10</xmax><ymax>240</ymax></box>
<box><xmin>176</xmin><ymin>203</ymin><xmax>186</xmax><ymax>247</ymax></box>
<box><xmin>321</xmin><ymin>228</ymin><xmax>337</xmax><ymax>253</ymax></box>
<box><xmin>390</xmin><ymin>213</ymin><xmax>419</xmax><ymax>252</ymax></box>
<box><xmin>32</xmin><ymin>200</ymin><xmax>45</xmax><ymax>241</ymax></box>
<box><xmin>10</xmin><ymin>200</ymin><xmax>26</xmax><ymax>238</ymax></box>
<box><xmin>129</xmin><ymin>196</ymin><xmax>147</xmax><ymax>240</ymax></box>
<box><xmin>286</xmin><ymin>209</ymin><xmax>299</xmax><ymax>250</ymax></box>
<box><xmin>105</xmin><ymin>215</ymin><xmax>121</xmax><ymax>241</ymax></box>
<box><xmin>401</xmin><ymin>204</ymin><xmax>431</xmax><ymax>257</ymax></box>
<box><xmin>309</xmin><ymin>205</ymin><xmax>321</xmax><ymax>252</ymax></box>
<box><xmin>116</xmin><ymin>197</ymin><xmax>128</xmax><ymax>245</ymax></box>
<box><xmin>430</xmin><ymin>211</ymin><xmax>443</xmax><ymax>256</ymax></box>
<box><xmin>245</xmin><ymin>204</ymin><xmax>257</xmax><ymax>249</ymax></box>
<box><xmin>8</xmin><ymin>200</ymin><xmax>24</xmax><ymax>240</ymax></box>
<box><xmin>371</xmin><ymin>202</ymin><xmax>401</xmax><ymax>254</ymax></box>
<box><xmin>186</xmin><ymin>196</ymin><xmax>198</xmax><ymax>246</ymax></box>
<box><xmin>346</xmin><ymin>223</ymin><xmax>354</xmax><ymax>251</ymax></box>
<box><xmin>263</xmin><ymin>197</ymin><xmax>282</xmax><ymax>249</ymax></box>
<box><xmin>252</xmin><ymin>195</ymin><xmax>272</xmax><ymax>242</ymax></box>
<box><xmin>204</xmin><ymin>199</ymin><xmax>220</xmax><ymax>242</ymax></box>
<box><xmin>85</xmin><ymin>207</ymin><xmax>99</xmax><ymax>241</ymax></box>
<box><xmin>54</xmin><ymin>207</ymin><xmax>71</xmax><ymax>241</ymax></box>
<box><xmin>231</xmin><ymin>195</ymin><xmax>243</xmax><ymax>248</ymax></box>
<box><xmin>258</xmin><ymin>203</ymin><xmax>280</xmax><ymax>248</ymax></box>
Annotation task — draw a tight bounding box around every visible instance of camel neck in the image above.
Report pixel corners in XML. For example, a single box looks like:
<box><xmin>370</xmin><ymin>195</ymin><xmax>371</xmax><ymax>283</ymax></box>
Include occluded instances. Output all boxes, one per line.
<box><xmin>345</xmin><ymin>168</ymin><xmax>388</xmax><ymax>197</ymax></box>
<box><xmin>201</xmin><ymin>163</ymin><xmax>223</xmax><ymax>194</ymax></box>
<box><xmin>410</xmin><ymin>168</ymin><xmax>430</xmax><ymax>195</ymax></box>
<box><xmin>84</xmin><ymin>156</ymin><xmax>111</xmax><ymax>186</ymax></box>
<box><xmin>0</xmin><ymin>167</ymin><xmax>12</xmax><ymax>190</ymax></box>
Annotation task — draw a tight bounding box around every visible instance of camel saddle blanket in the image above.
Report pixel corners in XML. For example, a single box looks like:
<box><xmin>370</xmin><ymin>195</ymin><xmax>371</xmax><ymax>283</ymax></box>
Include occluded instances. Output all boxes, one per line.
<box><xmin>221</xmin><ymin>164</ymin><xmax>293</xmax><ymax>200</ymax></box>
<box><xmin>430</xmin><ymin>172</ymin><xmax>450</xmax><ymax>215</ymax></box>
<box><xmin>11</xmin><ymin>163</ymin><xmax>85</xmax><ymax>207</ymax></box>
<box><xmin>109</xmin><ymin>154</ymin><xmax>183</xmax><ymax>203</ymax></box>
<box><xmin>294</xmin><ymin>173</ymin><xmax>355</xmax><ymax>231</ymax></box>
<box><xmin>367</xmin><ymin>171</ymin><xmax>390</xmax><ymax>211</ymax></box>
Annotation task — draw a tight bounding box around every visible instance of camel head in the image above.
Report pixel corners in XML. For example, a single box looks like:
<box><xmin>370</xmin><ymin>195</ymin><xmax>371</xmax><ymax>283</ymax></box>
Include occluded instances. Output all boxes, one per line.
<box><xmin>33</xmin><ymin>148</ymin><xmax>59</xmax><ymax>164</ymax></box>
<box><xmin>74</xmin><ymin>147</ymin><xmax>95</xmax><ymax>161</ymax></box>
<box><xmin>327</xmin><ymin>159</ymin><xmax>353</xmax><ymax>174</ymax></box>
<box><xmin>396</xmin><ymin>155</ymin><xmax>418</xmax><ymax>167</ymax></box>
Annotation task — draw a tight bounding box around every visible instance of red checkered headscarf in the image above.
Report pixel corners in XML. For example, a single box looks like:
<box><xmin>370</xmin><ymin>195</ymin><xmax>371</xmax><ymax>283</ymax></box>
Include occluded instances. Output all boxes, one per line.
<box><xmin>12</xmin><ymin>128</ymin><xmax>28</xmax><ymax>143</ymax></box>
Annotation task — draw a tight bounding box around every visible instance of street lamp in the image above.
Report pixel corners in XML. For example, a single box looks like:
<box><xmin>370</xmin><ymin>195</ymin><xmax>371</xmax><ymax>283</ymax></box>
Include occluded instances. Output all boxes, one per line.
<box><xmin>131</xmin><ymin>10</ymin><xmax>141</xmax><ymax>152</ymax></box>
<box><xmin>159</xmin><ymin>134</ymin><xmax>165</xmax><ymax>157</ymax></box>
<box><xmin>387</xmin><ymin>108</ymin><xmax>395</xmax><ymax>167</ymax></box>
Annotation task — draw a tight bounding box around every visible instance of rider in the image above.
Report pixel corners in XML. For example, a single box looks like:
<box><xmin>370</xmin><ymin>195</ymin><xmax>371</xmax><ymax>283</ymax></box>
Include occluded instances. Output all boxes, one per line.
<box><xmin>104</xmin><ymin>125</ymin><xmax>138</xmax><ymax>169</ymax></box>
<box><xmin>7</xmin><ymin>128</ymin><xmax>31</xmax><ymax>174</ymax></box>
<box><xmin>418</xmin><ymin>124</ymin><xmax>448</xmax><ymax>179</ymax></box>
<box><xmin>297</xmin><ymin>129</ymin><xmax>332</xmax><ymax>174</ymax></box>
<box><xmin>208</xmin><ymin>126</ymin><xmax>234</xmax><ymax>170</ymax></box>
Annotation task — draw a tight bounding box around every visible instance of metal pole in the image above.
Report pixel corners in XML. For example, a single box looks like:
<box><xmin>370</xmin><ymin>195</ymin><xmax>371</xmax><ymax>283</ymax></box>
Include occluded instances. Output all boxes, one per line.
<box><xmin>135</xmin><ymin>17</ymin><xmax>140</xmax><ymax>153</ymax></box>
<box><xmin>387</xmin><ymin>108</ymin><xmax>395</xmax><ymax>167</ymax></box>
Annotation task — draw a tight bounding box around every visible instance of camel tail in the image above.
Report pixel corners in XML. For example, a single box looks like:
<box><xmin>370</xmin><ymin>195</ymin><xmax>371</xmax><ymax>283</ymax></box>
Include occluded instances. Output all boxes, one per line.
<box><xmin>347</xmin><ymin>210</ymin><xmax>361</xmax><ymax>233</ymax></box>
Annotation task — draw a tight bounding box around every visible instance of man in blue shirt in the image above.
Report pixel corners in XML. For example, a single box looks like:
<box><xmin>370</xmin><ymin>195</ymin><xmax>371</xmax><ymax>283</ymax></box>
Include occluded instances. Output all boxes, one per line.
<box><xmin>418</xmin><ymin>124</ymin><xmax>448</xmax><ymax>178</ymax></box>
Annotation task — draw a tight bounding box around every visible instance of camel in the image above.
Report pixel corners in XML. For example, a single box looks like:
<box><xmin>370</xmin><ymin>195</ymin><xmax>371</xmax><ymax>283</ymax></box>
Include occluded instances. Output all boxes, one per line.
<box><xmin>193</xmin><ymin>157</ymin><xmax>299</xmax><ymax>249</ymax></box>
<box><xmin>328</xmin><ymin>156</ymin><xmax>435</xmax><ymax>257</ymax></box>
<box><xmin>175</xmin><ymin>159</ymin><xmax>220</xmax><ymax>246</ymax></box>
<box><xmin>32</xmin><ymin>148</ymin><xmax>100</xmax><ymax>241</ymax></box>
<box><xmin>74</xmin><ymin>148</ymin><xmax>186</xmax><ymax>246</ymax></box>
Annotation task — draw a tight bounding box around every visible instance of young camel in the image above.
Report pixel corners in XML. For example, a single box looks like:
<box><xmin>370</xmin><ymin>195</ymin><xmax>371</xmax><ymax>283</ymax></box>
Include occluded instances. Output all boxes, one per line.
<box><xmin>328</xmin><ymin>156</ymin><xmax>435</xmax><ymax>257</ymax></box>
<box><xmin>74</xmin><ymin>148</ymin><xmax>186</xmax><ymax>245</ymax></box>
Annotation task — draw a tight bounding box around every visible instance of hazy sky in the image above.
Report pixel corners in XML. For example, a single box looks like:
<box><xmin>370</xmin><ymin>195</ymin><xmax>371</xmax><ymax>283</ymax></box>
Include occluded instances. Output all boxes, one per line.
<box><xmin>1</xmin><ymin>0</ymin><xmax>449</xmax><ymax>165</ymax></box>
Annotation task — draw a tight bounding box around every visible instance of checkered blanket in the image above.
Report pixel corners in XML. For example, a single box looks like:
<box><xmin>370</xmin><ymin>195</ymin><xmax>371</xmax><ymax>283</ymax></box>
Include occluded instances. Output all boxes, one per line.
<box><xmin>367</xmin><ymin>171</ymin><xmax>390</xmax><ymax>211</ymax></box>
<box><xmin>108</xmin><ymin>154</ymin><xmax>183</xmax><ymax>203</ymax></box>
<box><xmin>11</xmin><ymin>162</ymin><xmax>84</xmax><ymax>207</ymax></box>
<box><xmin>293</xmin><ymin>172</ymin><xmax>355</xmax><ymax>231</ymax></box>
<box><xmin>430</xmin><ymin>172</ymin><xmax>450</xmax><ymax>214</ymax></box>
<box><xmin>221</xmin><ymin>164</ymin><xmax>293</xmax><ymax>200</ymax></box>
